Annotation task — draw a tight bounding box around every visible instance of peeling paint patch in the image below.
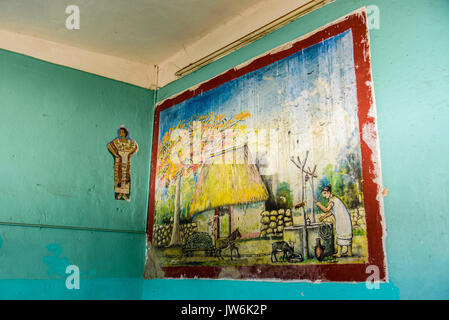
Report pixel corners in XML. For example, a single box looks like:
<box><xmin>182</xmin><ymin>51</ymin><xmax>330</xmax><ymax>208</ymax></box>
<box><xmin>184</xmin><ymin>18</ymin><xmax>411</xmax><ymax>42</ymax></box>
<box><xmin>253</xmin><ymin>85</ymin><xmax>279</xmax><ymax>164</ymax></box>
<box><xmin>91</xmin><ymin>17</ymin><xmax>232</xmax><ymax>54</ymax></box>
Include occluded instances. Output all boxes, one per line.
<box><xmin>143</xmin><ymin>242</ymin><xmax>165</xmax><ymax>279</ymax></box>
<box><xmin>218</xmin><ymin>267</ymin><xmax>242</xmax><ymax>279</ymax></box>
<box><xmin>43</xmin><ymin>243</ymin><xmax>96</xmax><ymax>278</ymax></box>
<box><xmin>43</xmin><ymin>244</ymin><xmax>72</xmax><ymax>277</ymax></box>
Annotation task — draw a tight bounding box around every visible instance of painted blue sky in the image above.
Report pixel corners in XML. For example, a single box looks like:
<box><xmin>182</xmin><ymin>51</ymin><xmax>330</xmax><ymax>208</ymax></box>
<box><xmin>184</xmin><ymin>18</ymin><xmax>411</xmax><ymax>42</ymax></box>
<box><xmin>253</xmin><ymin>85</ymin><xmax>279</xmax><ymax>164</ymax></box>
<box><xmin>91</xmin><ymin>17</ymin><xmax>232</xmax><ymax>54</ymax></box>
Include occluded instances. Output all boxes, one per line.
<box><xmin>159</xmin><ymin>29</ymin><xmax>357</xmax><ymax>140</ymax></box>
<box><xmin>158</xmin><ymin>29</ymin><xmax>362</xmax><ymax>198</ymax></box>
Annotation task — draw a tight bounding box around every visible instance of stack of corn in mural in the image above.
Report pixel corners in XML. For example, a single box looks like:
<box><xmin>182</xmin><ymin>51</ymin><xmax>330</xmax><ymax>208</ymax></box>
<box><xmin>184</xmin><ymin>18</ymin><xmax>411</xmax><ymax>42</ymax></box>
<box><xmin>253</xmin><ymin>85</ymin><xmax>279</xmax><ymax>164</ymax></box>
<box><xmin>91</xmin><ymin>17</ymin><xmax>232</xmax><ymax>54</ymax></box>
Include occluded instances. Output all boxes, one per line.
<box><xmin>153</xmin><ymin>220</ymin><xmax>198</xmax><ymax>247</ymax></box>
<box><xmin>259</xmin><ymin>209</ymin><xmax>293</xmax><ymax>238</ymax></box>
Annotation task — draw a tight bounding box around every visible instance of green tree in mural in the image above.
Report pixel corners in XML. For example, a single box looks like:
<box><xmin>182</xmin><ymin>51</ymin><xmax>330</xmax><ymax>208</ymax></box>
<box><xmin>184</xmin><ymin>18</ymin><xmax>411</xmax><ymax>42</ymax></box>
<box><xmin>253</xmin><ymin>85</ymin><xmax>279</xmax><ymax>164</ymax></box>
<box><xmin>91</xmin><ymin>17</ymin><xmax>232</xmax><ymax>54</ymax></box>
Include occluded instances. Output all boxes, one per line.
<box><xmin>180</xmin><ymin>176</ymin><xmax>196</xmax><ymax>224</ymax></box>
<box><xmin>343</xmin><ymin>151</ymin><xmax>363</xmax><ymax>208</ymax></box>
<box><xmin>319</xmin><ymin>150</ymin><xmax>363</xmax><ymax>209</ymax></box>
<box><xmin>155</xmin><ymin>184</ymin><xmax>176</xmax><ymax>225</ymax></box>
<box><xmin>275</xmin><ymin>182</ymin><xmax>293</xmax><ymax>209</ymax></box>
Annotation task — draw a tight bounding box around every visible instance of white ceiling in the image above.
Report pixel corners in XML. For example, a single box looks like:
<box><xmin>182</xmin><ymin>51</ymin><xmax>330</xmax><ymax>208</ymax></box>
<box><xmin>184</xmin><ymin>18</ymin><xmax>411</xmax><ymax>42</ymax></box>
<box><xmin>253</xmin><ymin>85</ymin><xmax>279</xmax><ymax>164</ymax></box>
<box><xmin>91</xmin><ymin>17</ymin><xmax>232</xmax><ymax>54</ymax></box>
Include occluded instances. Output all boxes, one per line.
<box><xmin>0</xmin><ymin>0</ymin><xmax>270</xmax><ymax>64</ymax></box>
<box><xmin>0</xmin><ymin>0</ymin><xmax>327</xmax><ymax>88</ymax></box>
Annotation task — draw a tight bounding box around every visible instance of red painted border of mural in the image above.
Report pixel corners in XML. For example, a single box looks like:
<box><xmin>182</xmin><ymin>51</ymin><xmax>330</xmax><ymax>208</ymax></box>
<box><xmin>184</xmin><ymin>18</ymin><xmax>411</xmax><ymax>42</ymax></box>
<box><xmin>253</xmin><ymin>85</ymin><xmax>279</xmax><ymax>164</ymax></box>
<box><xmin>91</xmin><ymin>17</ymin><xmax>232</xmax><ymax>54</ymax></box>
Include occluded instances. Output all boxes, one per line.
<box><xmin>147</xmin><ymin>10</ymin><xmax>387</xmax><ymax>282</ymax></box>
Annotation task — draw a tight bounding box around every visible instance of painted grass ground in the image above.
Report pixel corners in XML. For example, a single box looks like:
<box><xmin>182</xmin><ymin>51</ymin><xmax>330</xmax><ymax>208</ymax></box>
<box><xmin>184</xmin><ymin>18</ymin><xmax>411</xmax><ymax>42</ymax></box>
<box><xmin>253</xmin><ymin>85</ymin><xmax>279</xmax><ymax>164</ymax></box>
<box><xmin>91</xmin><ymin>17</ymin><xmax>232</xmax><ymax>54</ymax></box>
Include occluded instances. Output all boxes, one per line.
<box><xmin>155</xmin><ymin>233</ymin><xmax>368</xmax><ymax>267</ymax></box>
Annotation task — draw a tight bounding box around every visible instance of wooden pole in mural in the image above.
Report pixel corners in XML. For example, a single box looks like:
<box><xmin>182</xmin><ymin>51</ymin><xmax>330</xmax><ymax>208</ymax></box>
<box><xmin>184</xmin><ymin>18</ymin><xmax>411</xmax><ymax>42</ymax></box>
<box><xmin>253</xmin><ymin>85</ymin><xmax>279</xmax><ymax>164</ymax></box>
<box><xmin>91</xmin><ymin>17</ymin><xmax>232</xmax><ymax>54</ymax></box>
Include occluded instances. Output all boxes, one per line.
<box><xmin>228</xmin><ymin>207</ymin><xmax>232</xmax><ymax>237</ymax></box>
<box><xmin>215</xmin><ymin>208</ymin><xmax>220</xmax><ymax>241</ymax></box>
<box><xmin>169</xmin><ymin>173</ymin><xmax>182</xmax><ymax>246</ymax></box>
<box><xmin>291</xmin><ymin>152</ymin><xmax>318</xmax><ymax>259</ymax></box>
<box><xmin>291</xmin><ymin>155</ymin><xmax>318</xmax><ymax>221</ymax></box>
<box><xmin>308</xmin><ymin>165</ymin><xmax>317</xmax><ymax>223</ymax></box>
<box><xmin>300</xmin><ymin>151</ymin><xmax>308</xmax><ymax>220</ymax></box>
<box><xmin>301</xmin><ymin>153</ymin><xmax>309</xmax><ymax>259</ymax></box>
<box><xmin>290</xmin><ymin>151</ymin><xmax>309</xmax><ymax>222</ymax></box>
<box><xmin>291</xmin><ymin>152</ymin><xmax>308</xmax><ymax>259</ymax></box>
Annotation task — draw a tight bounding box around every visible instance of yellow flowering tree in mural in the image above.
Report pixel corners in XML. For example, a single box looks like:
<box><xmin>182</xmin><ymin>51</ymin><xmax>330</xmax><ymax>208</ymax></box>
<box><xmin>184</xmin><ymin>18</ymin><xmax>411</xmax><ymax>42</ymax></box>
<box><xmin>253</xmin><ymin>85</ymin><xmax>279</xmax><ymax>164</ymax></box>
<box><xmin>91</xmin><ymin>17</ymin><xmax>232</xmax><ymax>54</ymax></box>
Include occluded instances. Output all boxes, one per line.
<box><xmin>157</xmin><ymin>110</ymin><xmax>251</xmax><ymax>246</ymax></box>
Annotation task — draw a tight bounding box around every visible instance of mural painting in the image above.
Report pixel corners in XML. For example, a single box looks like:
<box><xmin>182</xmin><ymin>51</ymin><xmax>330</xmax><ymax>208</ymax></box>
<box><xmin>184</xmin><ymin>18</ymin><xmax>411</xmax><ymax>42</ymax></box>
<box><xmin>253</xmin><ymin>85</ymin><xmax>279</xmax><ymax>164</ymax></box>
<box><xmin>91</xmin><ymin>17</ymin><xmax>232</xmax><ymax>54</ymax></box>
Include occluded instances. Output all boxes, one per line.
<box><xmin>146</xmin><ymin>10</ymin><xmax>387</xmax><ymax>281</ymax></box>
<box><xmin>107</xmin><ymin>126</ymin><xmax>138</xmax><ymax>201</ymax></box>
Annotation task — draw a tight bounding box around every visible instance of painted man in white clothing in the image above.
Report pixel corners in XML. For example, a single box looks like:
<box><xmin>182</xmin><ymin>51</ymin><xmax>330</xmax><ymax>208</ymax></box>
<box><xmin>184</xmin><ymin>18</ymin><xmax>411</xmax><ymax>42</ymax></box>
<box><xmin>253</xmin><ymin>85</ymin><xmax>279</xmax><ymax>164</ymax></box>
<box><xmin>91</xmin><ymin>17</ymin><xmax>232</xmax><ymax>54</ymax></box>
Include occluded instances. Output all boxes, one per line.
<box><xmin>316</xmin><ymin>185</ymin><xmax>353</xmax><ymax>258</ymax></box>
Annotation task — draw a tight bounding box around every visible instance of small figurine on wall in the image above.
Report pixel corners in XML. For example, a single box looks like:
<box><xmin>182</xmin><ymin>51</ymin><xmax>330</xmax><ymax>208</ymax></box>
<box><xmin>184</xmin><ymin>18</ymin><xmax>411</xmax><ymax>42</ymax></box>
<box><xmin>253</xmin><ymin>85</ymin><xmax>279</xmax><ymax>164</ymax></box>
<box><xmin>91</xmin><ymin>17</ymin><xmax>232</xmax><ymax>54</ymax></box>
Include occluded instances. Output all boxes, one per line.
<box><xmin>107</xmin><ymin>126</ymin><xmax>138</xmax><ymax>201</ymax></box>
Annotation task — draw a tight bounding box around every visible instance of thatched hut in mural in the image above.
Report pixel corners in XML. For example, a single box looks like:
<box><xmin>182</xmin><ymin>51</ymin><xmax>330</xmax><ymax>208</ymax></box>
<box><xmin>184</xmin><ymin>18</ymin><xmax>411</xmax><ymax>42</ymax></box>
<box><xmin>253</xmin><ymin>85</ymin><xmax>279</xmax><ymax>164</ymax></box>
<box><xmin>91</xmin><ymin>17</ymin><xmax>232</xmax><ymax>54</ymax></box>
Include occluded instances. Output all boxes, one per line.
<box><xmin>188</xmin><ymin>144</ymin><xmax>269</xmax><ymax>241</ymax></box>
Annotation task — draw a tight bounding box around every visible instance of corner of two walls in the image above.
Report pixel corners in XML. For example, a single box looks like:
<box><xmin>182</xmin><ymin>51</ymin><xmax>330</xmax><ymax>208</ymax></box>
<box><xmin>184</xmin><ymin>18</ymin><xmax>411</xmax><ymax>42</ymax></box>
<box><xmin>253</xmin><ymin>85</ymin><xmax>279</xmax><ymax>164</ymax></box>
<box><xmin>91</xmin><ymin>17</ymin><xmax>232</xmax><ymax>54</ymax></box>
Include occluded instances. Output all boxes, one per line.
<box><xmin>149</xmin><ymin>0</ymin><xmax>449</xmax><ymax>300</ymax></box>
<box><xmin>2</xmin><ymin>0</ymin><xmax>448</xmax><ymax>299</ymax></box>
<box><xmin>0</xmin><ymin>48</ymin><xmax>155</xmax><ymax>298</ymax></box>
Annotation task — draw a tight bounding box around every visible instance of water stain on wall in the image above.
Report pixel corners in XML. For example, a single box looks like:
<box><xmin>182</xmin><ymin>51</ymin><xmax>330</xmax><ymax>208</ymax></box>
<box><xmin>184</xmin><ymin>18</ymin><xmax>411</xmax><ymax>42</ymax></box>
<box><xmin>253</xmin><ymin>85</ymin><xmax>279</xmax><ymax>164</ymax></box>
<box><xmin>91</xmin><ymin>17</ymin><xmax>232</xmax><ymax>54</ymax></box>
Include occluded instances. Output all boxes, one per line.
<box><xmin>43</xmin><ymin>243</ymin><xmax>96</xmax><ymax>278</ymax></box>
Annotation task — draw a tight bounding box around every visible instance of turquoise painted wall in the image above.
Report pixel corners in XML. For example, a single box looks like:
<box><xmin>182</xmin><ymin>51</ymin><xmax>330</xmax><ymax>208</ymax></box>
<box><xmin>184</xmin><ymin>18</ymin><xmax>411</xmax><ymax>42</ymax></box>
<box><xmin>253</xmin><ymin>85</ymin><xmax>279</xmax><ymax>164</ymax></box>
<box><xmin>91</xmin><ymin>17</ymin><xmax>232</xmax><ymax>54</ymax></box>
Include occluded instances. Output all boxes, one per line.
<box><xmin>144</xmin><ymin>0</ymin><xmax>449</xmax><ymax>299</ymax></box>
<box><xmin>0</xmin><ymin>0</ymin><xmax>448</xmax><ymax>300</ymax></box>
<box><xmin>0</xmin><ymin>225</ymin><xmax>146</xmax><ymax>299</ymax></box>
<box><xmin>0</xmin><ymin>49</ymin><xmax>152</xmax><ymax>298</ymax></box>
<box><xmin>0</xmin><ymin>50</ymin><xmax>153</xmax><ymax>231</ymax></box>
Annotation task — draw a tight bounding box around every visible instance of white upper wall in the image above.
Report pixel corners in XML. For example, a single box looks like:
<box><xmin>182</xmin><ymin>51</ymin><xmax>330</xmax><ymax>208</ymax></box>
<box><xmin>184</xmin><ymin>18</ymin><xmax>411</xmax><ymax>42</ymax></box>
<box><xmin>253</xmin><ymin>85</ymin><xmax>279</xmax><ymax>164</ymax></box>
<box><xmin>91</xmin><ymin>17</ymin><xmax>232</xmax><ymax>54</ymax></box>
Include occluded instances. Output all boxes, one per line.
<box><xmin>0</xmin><ymin>0</ymin><xmax>330</xmax><ymax>89</ymax></box>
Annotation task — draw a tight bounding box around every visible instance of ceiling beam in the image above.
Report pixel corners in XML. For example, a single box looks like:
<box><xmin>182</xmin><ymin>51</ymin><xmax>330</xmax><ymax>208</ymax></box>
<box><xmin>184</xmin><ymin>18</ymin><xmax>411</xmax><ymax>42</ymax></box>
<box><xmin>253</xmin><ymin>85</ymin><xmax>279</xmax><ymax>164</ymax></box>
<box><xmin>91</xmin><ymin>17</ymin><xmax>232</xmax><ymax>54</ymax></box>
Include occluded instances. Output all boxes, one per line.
<box><xmin>157</xmin><ymin>0</ymin><xmax>333</xmax><ymax>87</ymax></box>
<box><xmin>173</xmin><ymin>0</ymin><xmax>333</xmax><ymax>79</ymax></box>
